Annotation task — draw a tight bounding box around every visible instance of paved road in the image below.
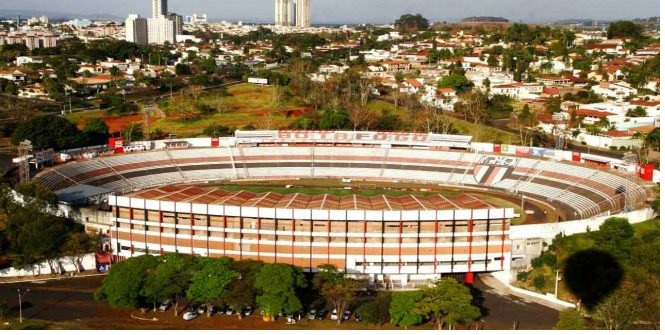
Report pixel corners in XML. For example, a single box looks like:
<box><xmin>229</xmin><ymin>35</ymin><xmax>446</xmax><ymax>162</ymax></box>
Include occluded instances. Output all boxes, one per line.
<box><xmin>0</xmin><ymin>273</ymin><xmax>558</xmax><ymax>330</ymax></box>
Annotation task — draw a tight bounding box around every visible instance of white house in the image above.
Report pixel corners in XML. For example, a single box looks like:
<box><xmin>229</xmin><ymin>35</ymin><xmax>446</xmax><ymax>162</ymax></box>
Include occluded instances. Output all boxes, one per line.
<box><xmin>490</xmin><ymin>82</ymin><xmax>543</xmax><ymax>99</ymax></box>
<box><xmin>591</xmin><ymin>81</ymin><xmax>637</xmax><ymax>101</ymax></box>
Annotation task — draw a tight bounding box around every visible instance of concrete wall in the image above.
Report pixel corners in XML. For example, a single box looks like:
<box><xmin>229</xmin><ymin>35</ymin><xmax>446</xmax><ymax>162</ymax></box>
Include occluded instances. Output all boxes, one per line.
<box><xmin>0</xmin><ymin>254</ymin><xmax>96</xmax><ymax>277</ymax></box>
<box><xmin>510</xmin><ymin>207</ymin><xmax>654</xmax><ymax>243</ymax></box>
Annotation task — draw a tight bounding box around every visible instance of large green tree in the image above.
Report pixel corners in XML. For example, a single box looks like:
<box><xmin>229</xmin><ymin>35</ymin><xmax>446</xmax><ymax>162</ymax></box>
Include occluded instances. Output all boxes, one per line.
<box><xmin>607</xmin><ymin>21</ymin><xmax>644</xmax><ymax>40</ymax></box>
<box><xmin>94</xmin><ymin>255</ymin><xmax>160</xmax><ymax>308</ymax></box>
<box><xmin>142</xmin><ymin>253</ymin><xmax>198</xmax><ymax>315</ymax></box>
<box><xmin>11</xmin><ymin>115</ymin><xmax>86</xmax><ymax>150</ymax></box>
<box><xmin>254</xmin><ymin>263</ymin><xmax>307</xmax><ymax>320</ymax></box>
<box><xmin>313</xmin><ymin>264</ymin><xmax>364</xmax><ymax>324</ymax></box>
<box><xmin>226</xmin><ymin>260</ymin><xmax>264</xmax><ymax>319</ymax></box>
<box><xmin>591</xmin><ymin>217</ymin><xmax>635</xmax><ymax>261</ymax></box>
<box><xmin>83</xmin><ymin>118</ymin><xmax>110</xmax><ymax>145</ymax></box>
<box><xmin>390</xmin><ymin>290</ymin><xmax>424</xmax><ymax>328</ymax></box>
<box><xmin>62</xmin><ymin>232</ymin><xmax>98</xmax><ymax>273</ymax></box>
<box><xmin>438</xmin><ymin>73</ymin><xmax>474</xmax><ymax>93</ymax></box>
<box><xmin>186</xmin><ymin>257</ymin><xmax>238</xmax><ymax>317</ymax></box>
<box><xmin>357</xmin><ymin>291</ymin><xmax>391</xmax><ymax>325</ymax></box>
<box><xmin>413</xmin><ymin>278</ymin><xmax>480</xmax><ymax>330</ymax></box>
<box><xmin>394</xmin><ymin>14</ymin><xmax>430</xmax><ymax>32</ymax></box>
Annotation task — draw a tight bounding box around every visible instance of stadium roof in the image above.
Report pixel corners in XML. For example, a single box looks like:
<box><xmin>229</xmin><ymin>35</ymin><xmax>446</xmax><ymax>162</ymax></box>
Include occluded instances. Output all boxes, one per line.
<box><xmin>55</xmin><ymin>185</ymin><xmax>115</xmax><ymax>205</ymax></box>
<box><xmin>128</xmin><ymin>185</ymin><xmax>496</xmax><ymax>211</ymax></box>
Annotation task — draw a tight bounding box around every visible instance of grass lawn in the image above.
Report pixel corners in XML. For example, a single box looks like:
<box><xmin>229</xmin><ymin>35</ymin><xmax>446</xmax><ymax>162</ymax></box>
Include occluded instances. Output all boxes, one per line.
<box><xmin>150</xmin><ymin>83</ymin><xmax>307</xmax><ymax>137</ymax></box>
<box><xmin>205</xmin><ymin>179</ymin><xmax>462</xmax><ymax>197</ymax></box>
<box><xmin>367</xmin><ymin>100</ymin><xmax>520</xmax><ymax>144</ymax></box>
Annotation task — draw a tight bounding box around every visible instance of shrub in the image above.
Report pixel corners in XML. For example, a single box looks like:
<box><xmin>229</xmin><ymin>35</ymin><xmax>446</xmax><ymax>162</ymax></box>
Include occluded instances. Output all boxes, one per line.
<box><xmin>517</xmin><ymin>271</ymin><xmax>529</xmax><ymax>282</ymax></box>
<box><xmin>533</xmin><ymin>275</ymin><xmax>546</xmax><ymax>290</ymax></box>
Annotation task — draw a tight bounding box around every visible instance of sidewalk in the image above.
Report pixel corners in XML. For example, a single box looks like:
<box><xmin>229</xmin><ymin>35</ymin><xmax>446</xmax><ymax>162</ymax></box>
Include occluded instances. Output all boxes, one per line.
<box><xmin>478</xmin><ymin>274</ymin><xmax>574</xmax><ymax>311</ymax></box>
<box><xmin>0</xmin><ymin>271</ymin><xmax>107</xmax><ymax>284</ymax></box>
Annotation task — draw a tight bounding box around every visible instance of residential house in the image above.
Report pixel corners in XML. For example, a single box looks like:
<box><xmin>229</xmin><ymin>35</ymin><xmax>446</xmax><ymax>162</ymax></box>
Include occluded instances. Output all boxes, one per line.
<box><xmin>591</xmin><ymin>81</ymin><xmax>637</xmax><ymax>101</ymax></box>
<box><xmin>490</xmin><ymin>82</ymin><xmax>544</xmax><ymax>99</ymax></box>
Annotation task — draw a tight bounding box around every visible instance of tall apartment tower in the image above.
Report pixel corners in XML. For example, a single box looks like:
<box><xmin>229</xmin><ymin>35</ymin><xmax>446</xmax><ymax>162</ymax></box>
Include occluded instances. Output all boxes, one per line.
<box><xmin>152</xmin><ymin>0</ymin><xmax>168</xmax><ymax>18</ymax></box>
<box><xmin>125</xmin><ymin>14</ymin><xmax>148</xmax><ymax>45</ymax></box>
<box><xmin>274</xmin><ymin>0</ymin><xmax>293</xmax><ymax>26</ymax></box>
<box><xmin>147</xmin><ymin>16</ymin><xmax>175</xmax><ymax>45</ymax></box>
<box><xmin>295</xmin><ymin>0</ymin><xmax>311</xmax><ymax>28</ymax></box>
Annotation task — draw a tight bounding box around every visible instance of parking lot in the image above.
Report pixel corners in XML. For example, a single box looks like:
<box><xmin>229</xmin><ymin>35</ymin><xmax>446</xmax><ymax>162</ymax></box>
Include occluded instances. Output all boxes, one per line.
<box><xmin>0</xmin><ymin>274</ymin><xmax>557</xmax><ymax>330</ymax></box>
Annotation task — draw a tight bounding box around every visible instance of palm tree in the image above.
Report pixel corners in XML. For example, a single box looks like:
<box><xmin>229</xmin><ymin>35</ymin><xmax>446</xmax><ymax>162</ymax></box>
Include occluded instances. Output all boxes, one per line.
<box><xmin>109</xmin><ymin>66</ymin><xmax>121</xmax><ymax>87</ymax></box>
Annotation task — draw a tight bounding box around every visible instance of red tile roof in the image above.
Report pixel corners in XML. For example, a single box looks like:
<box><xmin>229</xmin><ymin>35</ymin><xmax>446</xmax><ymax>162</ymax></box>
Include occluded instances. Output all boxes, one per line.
<box><xmin>573</xmin><ymin>109</ymin><xmax>616</xmax><ymax>118</ymax></box>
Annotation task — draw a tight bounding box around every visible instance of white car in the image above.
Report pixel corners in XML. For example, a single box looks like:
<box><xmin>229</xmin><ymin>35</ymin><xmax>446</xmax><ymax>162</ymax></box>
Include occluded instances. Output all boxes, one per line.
<box><xmin>158</xmin><ymin>299</ymin><xmax>171</xmax><ymax>312</ymax></box>
<box><xmin>182</xmin><ymin>311</ymin><xmax>199</xmax><ymax>321</ymax></box>
<box><xmin>330</xmin><ymin>309</ymin><xmax>338</xmax><ymax>320</ymax></box>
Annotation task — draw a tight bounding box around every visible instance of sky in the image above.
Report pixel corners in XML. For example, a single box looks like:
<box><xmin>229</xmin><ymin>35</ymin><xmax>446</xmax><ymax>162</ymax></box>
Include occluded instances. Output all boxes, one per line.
<box><xmin>1</xmin><ymin>0</ymin><xmax>660</xmax><ymax>23</ymax></box>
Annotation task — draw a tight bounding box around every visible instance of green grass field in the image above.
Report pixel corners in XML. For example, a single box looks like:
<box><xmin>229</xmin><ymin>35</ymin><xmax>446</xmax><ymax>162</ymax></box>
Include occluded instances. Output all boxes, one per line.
<box><xmin>150</xmin><ymin>84</ymin><xmax>303</xmax><ymax>137</ymax></box>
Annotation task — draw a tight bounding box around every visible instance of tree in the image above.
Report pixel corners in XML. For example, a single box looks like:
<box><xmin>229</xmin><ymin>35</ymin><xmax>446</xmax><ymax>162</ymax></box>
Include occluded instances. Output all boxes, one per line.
<box><xmin>413</xmin><ymin>278</ymin><xmax>480</xmax><ymax>330</ymax></box>
<box><xmin>545</xmin><ymin>96</ymin><xmax>561</xmax><ymax>114</ymax></box>
<box><xmin>186</xmin><ymin>258</ymin><xmax>238</xmax><ymax>317</ymax></box>
<box><xmin>457</xmin><ymin>89</ymin><xmax>489</xmax><ymax>138</ymax></box>
<box><xmin>438</xmin><ymin>73</ymin><xmax>474</xmax><ymax>93</ymax></box>
<box><xmin>109</xmin><ymin>66</ymin><xmax>121</xmax><ymax>87</ymax></box>
<box><xmin>556</xmin><ymin>308</ymin><xmax>586</xmax><ymax>330</ymax></box>
<box><xmin>390</xmin><ymin>290</ymin><xmax>424</xmax><ymax>328</ymax></box>
<box><xmin>607</xmin><ymin>21</ymin><xmax>644</xmax><ymax>40</ymax></box>
<box><xmin>121</xmin><ymin>122</ymin><xmax>144</xmax><ymax>142</ymax></box>
<box><xmin>175</xmin><ymin>63</ymin><xmax>192</xmax><ymax>76</ymax></box>
<box><xmin>226</xmin><ymin>260</ymin><xmax>264</xmax><ymax>320</ymax></box>
<box><xmin>62</xmin><ymin>232</ymin><xmax>98</xmax><ymax>273</ymax></box>
<box><xmin>94</xmin><ymin>255</ymin><xmax>159</xmax><ymax>308</ymax></box>
<box><xmin>591</xmin><ymin>217</ymin><xmax>635</xmax><ymax>260</ymax></box>
<box><xmin>319</xmin><ymin>109</ymin><xmax>351</xmax><ymax>130</ymax></box>
<box><xmin>357</xmin><ymin>291</ymin><xmax>391</xmax><ymax>325</ymax></box>
<box><xmin>83</xmin><ymin>118</ymin><xmax>110</xmax><ymax>145</ymax></box>
<box><xmin>394</xmin><ymin>14</ymin><xmax>429</xmax><ymax>32</ymax></box>
<box><xmin>313</xmin><ymin>264</ymin><xmax>364</xmax><ymax>324</ymax></box>
<box><xmin>593</xmin><ymin>275</ymin><xmax>648</xmax><ymax>330</ymax></box>
<box><xmin>11</xmin><ymin>115</ymin><xmax>86</xmax><ymax>150</ymax></box>
<box><xmin>254</xmin><ymin>263</ymin><xmax>307</xmax><ymax>320</ymax></box>
<box><xmin>143</xmin><ymin>253</ymin><xmax>198</xmax><ymax>316</ymax></box>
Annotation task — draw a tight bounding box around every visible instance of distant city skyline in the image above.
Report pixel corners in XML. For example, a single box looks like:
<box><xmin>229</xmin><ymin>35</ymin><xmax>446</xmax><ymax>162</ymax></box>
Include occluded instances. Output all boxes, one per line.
<box><xmin>0</xmin><ymin>0</ymin><xmax>660</xmax><ymax>24</ymax></box>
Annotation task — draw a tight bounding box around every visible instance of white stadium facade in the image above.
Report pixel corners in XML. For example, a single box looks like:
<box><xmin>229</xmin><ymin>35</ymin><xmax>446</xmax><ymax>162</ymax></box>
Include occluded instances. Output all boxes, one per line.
<box><xmin>35</xmin><ymin>131</ymin><xmax>656</xmax><ymax>287</ymax></box>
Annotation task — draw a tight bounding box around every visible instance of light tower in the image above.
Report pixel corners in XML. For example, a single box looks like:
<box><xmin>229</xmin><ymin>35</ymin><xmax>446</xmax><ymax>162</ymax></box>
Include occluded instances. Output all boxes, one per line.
<box><xmin>621</xmin><ymin>152</ymin><xmax>639</xmax><ymax>212</ymax></box>
<box><xmin>17</xmin><ymin>140</ymin><xmax>33</xmax><ymax>184</ymax></box>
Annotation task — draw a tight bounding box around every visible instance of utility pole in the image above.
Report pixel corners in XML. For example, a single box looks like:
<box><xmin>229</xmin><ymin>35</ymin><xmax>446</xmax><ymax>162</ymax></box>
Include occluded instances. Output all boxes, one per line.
<box><xmin>144</xmin><ymin>104</ymin><xmax>154</xmax><ymax>139</ymax></box>
<box><xmin>622</xmin><ymin>152</ymin><xmax>638</xmax><ymax>212</ymax></box>
<box><xmin>17</xmin><ymin>140</ymin><xmax>33</xmax><ymax>184</ymax></box>
<box><xmin>18</xmin><ymin>288</ymin><xmax>30</xmax><ymax>323</ymax></box>
<box><xmin>554</xmin><ymin>269</ymin><xmax>562</xmax><ymax>299</ymax></box>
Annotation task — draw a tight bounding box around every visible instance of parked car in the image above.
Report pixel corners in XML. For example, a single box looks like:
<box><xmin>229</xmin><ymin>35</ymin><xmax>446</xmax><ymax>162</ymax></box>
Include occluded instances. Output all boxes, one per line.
<box><xmin>308</xmin><ymin>309</ymin><xmax>317</xmax><ymax>320</ymax></box>
<box><xmin>243</xmin><ymin>306</ymin><xmax>253</xmax><ymax>316</ymax></box>
<box><xmin>225</xmin><ymin>306</ymin><xmax>235</xmax><ymax>315</ymax></box>
<box><xmin>197</xmin><ymin>304</ymin><xmax>207</xmax><ymax>314</ymax></box>
<box><xmin>343</xmin><ymin>310</ymin><xmax>351</xmax><ymax>320</ymax></box>
<box><xmin>208</xmin><ymin>305</ymin><xmax>218</xmax><ymax>315</ymax></box>
<box><xmin>182</xmin><ymin>311</ymin><xmax>199</xmax><ymax>321</ymax></box>
<box><xmin>217</xmin><ymin>305</ymin><xmax>228</xmax><ymax>315</ymax></box>
<box><xmin>354</xmin><ymin>313</ymin><xmax>362</xmax><ymax>322</ymax></box>
<box><xmin>158</xmin><ymin>299</ymin><xmax>172</xmax><ymax>312</ymax></box>
<box><xmin>186</xmin><ymin>302</ymin><xmax>197</xmax><ymax>312</ymax></box>
<box><xmin>316</xmin><ymin>310</ymin><xmax>326</xmax><ymax>320</ymax></box>
<box><xmin>330</xmin><ymin>309</ymin><xmax>338</xmax><ymax>320</ymax></box>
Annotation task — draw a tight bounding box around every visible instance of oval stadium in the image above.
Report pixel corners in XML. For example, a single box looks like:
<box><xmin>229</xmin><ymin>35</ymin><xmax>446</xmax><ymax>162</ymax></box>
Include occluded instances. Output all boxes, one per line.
<box><xmin>34</xmin><ymin>130</ymin><xmax>656</xmax><ymax>287</ymax></box>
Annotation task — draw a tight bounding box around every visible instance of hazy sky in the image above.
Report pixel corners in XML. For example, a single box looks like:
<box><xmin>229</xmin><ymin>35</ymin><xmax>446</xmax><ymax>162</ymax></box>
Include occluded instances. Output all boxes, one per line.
<box><xmin>2</xmin><ymin>0</ymin><xmax>660</xmax><ymax>23</ymax></box>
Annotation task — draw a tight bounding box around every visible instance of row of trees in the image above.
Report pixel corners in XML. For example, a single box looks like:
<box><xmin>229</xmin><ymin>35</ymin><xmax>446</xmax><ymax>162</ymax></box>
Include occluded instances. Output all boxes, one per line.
<box><xmin>11</xmin><ymin>114</ymin><xmax>110</xmax><ymax>150</ymax></box>
<box><xmin>96</xmin><ymin>254</ymin><xmax>481</xmax><ymax>329</ymax></box>
<box><xmin>0</xmin><ymin>183</ymin><xmax>98</xmax><ymax>272</ymax></box>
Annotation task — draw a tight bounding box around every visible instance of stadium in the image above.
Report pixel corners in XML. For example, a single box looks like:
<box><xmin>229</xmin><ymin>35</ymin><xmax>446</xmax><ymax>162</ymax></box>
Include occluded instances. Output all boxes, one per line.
<box><xmin>35</xmin><ymin>130</ymin><xmax>656</xmax><ymax>287</ymax></box>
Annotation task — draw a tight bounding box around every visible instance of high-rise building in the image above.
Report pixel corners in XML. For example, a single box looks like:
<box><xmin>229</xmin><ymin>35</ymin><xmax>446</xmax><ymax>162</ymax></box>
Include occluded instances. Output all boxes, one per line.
<box><xmin>274</xmin><ymin>0</ymin><xmax>292</xmax><ymax>26</ymax></box>
<box><xmin>147</xmin><ymin>15</ymin><xmax>175</xmax><ymax>45</ymax></box>
<box><xmin>125</xmin><ymin>14</ymin><xmax>148</xmax><ymax>45</ymax></box>
<box><xmin>152</xmin><ymin>0</ymin><xmax>168</xmax><ymax>18</ymax></box>
<box><xmin>167</xmin><ymin>12</ymin><xmax>183</xmax><ymax>35</ymax></box>
<box><xmin>295</xmin><ymin>0</ymin><xmax>311</xmax><ymax>28</ymax></box>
